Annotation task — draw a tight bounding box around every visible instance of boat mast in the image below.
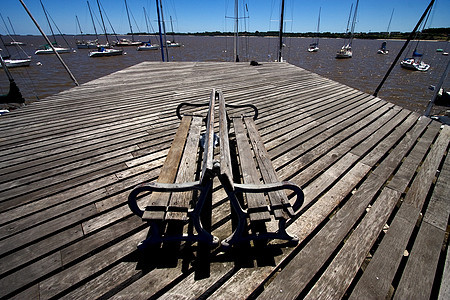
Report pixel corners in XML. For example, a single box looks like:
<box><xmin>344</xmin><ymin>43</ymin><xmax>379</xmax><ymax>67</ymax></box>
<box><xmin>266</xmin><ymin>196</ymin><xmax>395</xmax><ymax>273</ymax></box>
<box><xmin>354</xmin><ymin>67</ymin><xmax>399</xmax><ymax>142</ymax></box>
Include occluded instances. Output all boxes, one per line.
<box><xmin>349</xmin><ymin>0</ymin><xmax>359</xmax><ymax>47</ymax></box>
<box><xmin>75</xmin><ymin>15</ymin><xmax>84</xmax><ymax>41</ymax></box>
<box><xmin>234</xmin><ymin>0</ymin><xmax>239</xmax><ymax>62</ymax></box>
<box><xmin>124</xmin><ymin>0</ymin><xmax>134</xmax><ymax>41</ymax></box>
<box><xmin>316</xmin><ymin>7</ymin><xmax>321</xmax><ymax>45</ymax></box>
<box><xmin>18</xmin><ymin>0</ymin><xmax>79</xmax><ymax>86</ymax></box>
<box><xmin>7</xmin><ymin>17</ymin><xmax>17</xmax><ymax>36</ymax></box>
<box><xmin>373</xmin><ymin>0</ymin><xmax>435</xmax><ymax>97</ymax></box>
<box><xmin>96</xmin><ymin>0</ymin><xmax>110</xmax><ymax>45</ymax></box>
<box><xmin>40</xmin><ymin>0</ymin><xmax>57</xmax><ymax>45</ymax></box>
<box><xmin>87</xmin><ymin>1</ymin><xmax>99</xmax><ymax>41</ymax></box>
<box><xmin>155</xmin><ymin>0</ymin><xmax>165</xmax><ymax>61</ymax></box>
<box><xmin>159</xmin><ymin>0</ymin><xmax>169</xmax><ymax>61</ymax></box>
<box><xmin>143</xmin><ymin>7</ymin><xmax>149</xmax><ymax>34</ymax></box>
<box><xmin>170</xmin><ymin>16</ymin><xmax>176</xmax><ymax>43</ymax></box>
<box><xmin>278</xmin><ymin>0</ymin><xmax>285</xmax><ymax>62</ymax></box>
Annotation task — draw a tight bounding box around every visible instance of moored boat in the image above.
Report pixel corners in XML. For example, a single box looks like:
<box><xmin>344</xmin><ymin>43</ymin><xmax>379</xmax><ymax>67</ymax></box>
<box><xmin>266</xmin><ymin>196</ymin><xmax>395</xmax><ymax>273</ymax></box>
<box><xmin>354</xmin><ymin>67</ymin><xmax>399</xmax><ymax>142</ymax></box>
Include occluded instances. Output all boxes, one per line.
<box><xmin>137</xmin><ymin>43</ymin><xmax>159</xmax><ymax>51</ymax></box>
<box><xmin>400</xmin><ymin>57</ymin><xmax>430</xmax><ymax>71</ymax></box>
<box><xmin>89</xmin><ymin>47</ymin><xmax>123</xmax><ymax>57</ymax></box>
<box><xmin>2</xmin><ymin>58</ymin><xmax>31</xmax><ymax>68</ymax></box>
<box><xmin>35</xmin><ymin>45</ymin><xmax>70</xmax><ymax>55</ymax></box>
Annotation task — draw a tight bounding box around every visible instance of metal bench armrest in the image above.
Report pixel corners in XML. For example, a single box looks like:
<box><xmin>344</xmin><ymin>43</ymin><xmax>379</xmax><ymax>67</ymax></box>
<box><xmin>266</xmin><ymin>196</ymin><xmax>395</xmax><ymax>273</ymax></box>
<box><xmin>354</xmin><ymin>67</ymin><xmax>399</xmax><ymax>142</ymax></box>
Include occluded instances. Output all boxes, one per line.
<box><xmin>176</xmin><ymin>102</ymin><xmax>210</xmax><ymax>120</ymax></box>
<box><xmin>128</xmin><ymin>181</ymin><xmax>202</xmax><ymax>218</ymax></box>
<box><xmin>225</xmin><ymin>103</ymin><xmax>258</xmax><ymax>120</ymax></box>
<box><xmin>234</xmin><ymin>181</ymin><xmax>304</xmax><ymax>213</ymax></box>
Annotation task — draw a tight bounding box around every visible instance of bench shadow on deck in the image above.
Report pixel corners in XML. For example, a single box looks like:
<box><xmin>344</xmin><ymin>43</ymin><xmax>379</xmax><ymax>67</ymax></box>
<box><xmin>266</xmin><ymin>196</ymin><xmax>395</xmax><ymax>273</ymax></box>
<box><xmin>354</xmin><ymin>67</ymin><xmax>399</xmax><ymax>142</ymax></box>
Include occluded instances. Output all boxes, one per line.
<box><xmin>0</xmin><ymin>62</ymin><xmax>448</xmax><ymax>299</ymax></box>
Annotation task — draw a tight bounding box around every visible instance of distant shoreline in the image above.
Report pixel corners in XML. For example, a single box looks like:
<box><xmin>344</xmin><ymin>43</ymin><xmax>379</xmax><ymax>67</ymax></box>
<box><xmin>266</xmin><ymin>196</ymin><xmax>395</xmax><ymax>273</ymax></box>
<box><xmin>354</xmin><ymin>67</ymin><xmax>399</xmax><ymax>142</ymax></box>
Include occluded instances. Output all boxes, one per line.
<box><xmin>11</xmin><ymin>27</ymin><xmax>450</xmax><ymax>41</ymax></box>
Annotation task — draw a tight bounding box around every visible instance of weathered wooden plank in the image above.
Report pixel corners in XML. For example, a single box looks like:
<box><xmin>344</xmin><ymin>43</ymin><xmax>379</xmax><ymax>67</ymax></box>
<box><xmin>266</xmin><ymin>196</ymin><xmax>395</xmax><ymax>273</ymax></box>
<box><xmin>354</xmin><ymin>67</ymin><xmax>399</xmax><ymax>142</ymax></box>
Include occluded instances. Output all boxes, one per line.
<box><xmin>166</xmin><ymin>116</ymin><xmax>202</xmax><ymax>221</ymax></box>
<box><xmin>233</xmin><ymin>117</ymin><xmax>271</xmax><ymax>222</ymax></box>
<box><xmin>305</xmin><ymin>187</ymin><xmax>401</xmax><ymax>299</ymax></box>
<box><xmin>439</xmin><ymin>244</ymin><xmax>450</xmax><ymax>300</ymax></box>
<box><xmin>244</xmin><ymin>117</ymin><xmax>291</xmax><ymax>218</ymax></box>
<box><xmin>349</xmin><ymin>123</ymin><xmax>449</xmax><ymax>300</ymax></box>
<box><xmin>142</xmin><ymin>116</ymin><xmax>192</xmax><ymax>221</ymax></box>
<box><xmin>394</xmin><ymin>222</ymin><xmax>445</xmax><ymax>299</ymax></box>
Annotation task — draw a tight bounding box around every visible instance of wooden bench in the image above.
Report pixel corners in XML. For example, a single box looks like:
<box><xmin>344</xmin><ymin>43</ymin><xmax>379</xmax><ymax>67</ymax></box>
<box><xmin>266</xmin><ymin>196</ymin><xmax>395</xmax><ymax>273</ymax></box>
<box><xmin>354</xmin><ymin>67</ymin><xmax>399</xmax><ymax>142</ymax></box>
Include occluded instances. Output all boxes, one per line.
<box><xmin>128</xmin><ymin>90</ymin><xmax>219</xmax><ymax>248</ymax></box>
<box><xmin>217</xmin><ymin>90</ymin><xmax>304</xmax><ymax>247</ymax></box>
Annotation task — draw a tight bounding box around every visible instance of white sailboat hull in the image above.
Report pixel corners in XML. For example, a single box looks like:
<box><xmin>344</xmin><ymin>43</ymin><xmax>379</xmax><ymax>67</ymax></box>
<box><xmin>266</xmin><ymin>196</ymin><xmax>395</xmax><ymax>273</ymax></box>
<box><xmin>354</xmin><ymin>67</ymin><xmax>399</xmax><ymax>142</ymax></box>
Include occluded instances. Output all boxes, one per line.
<box><xmin>137</xmin><ymin>44</ymin><xmax>159</xmax><ymax>51</ymax></box>
<box><xmin>35</xmin><ymin>47</ymin><xmax>71</xmax><ymax>55</ymax></box>
<box><xmin>400</xmin><ymin>58</ymin><xmax>430</xmax><ymax>72</ymax></box>
<box><xmin>89</xmin><ymin>48</ymin><xmax>123</xmax><ymax>57</ymax></box>
<box><xmin>2</xmin><ymin>59</ymin><xmax>31</xmax><ymax>68</ymax></box>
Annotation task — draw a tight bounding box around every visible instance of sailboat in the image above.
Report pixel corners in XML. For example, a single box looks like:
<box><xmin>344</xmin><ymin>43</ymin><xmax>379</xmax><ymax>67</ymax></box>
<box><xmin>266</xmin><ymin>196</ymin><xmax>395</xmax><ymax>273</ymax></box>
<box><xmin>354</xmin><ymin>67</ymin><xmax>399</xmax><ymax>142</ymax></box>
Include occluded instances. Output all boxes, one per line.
<box><xmin>137</xmin><ymin>7</ymin><xmax>159</xmax><ymax>51</ymax></box>
<box><xmin>0</xmin><ymin>15</ymin><xmax>26</xmax><ymax>46</ymax></box>
<box><xmin>75</xmin><ymin>15</ymin><xmax>98</xmax><ymax>49</ymax></box>
<box><xmin>76</xmin><ymin>2</ymin><xmax>100</xmax><ymax>49</ymax></box>
<box><xmin>166</xmin><ymin>16</ymin><xmax>181</xmax><ymax>47</ymax></box>
<box><xmin>89</xmin><ymin>0</ymin><xmax>123</xmax><ymax>57</ymax></box>
<box><xmin>308</xmin><ymin>7</ymin><xmax>321</xmax><ymax>52</ymax></box>
<box><xmin>400</xmin><ymin>8</ymin><xmax>430</xmax><ymax>72</ymax></box>
<box><xmin>114</xmin><ymin>0</ymin><xmax>142</xmax><ymax>46</ymax></box>
<box><xmin>0</xmin><ymin>35</ymin><xmax>31</xmax><ymax>68</ymax></box>
<box><xmin>336</xmin><ymin>0</ymin><xmax>359</xmax><ymax>59</ymax></box>
<box><xmin>400</xmin><ymin>49</ymin><xmax>430</xmax><ymax>71</ymax></box>
<box><xmin>377</xmin><ymin>9</ymin><xmax>394</xmax><ymax>55</ymax></box>
<box><xmin>35</xmin><ymin>0</ymin><xmax>70</xmax><ymax>55</ymax></box>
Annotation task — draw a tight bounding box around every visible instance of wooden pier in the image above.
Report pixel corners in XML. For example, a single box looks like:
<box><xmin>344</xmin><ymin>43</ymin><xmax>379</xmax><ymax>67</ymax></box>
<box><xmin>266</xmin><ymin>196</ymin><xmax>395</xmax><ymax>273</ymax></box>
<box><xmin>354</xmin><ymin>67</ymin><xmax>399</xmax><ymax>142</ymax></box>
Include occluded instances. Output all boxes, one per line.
<box><xmin>0</xmin><ymin>62</ymin><xmax>448</xmax><ymax>299</ymax></box>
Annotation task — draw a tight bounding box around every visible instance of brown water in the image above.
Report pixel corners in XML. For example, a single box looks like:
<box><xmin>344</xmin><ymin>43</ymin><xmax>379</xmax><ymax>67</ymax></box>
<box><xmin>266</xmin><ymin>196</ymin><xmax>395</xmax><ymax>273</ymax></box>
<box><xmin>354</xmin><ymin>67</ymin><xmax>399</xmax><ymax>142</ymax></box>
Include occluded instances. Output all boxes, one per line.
<box><xmin>1</xmin><ymin>35</ymin><xmax>449</xmax><ymax>114</ymax></box>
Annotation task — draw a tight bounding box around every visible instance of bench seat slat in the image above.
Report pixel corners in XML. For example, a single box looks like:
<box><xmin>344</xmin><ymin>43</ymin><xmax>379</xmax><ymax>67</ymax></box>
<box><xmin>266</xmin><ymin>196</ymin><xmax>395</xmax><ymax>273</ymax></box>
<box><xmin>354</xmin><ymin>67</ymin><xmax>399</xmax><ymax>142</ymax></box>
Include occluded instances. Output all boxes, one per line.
<box><xmin>166</xmin><ymin>116</ymin><xmax>203</xmax><ymax>221</ymax></box>
<box><xmin>142</xmin><ymin>116</ymin><xmax>193</xmax><ymax>221</ymax></box>
<box><xmin>233</xmin><ymin>117</ymin><xmax>271</xmax><ymax>222</ymax></box>
<box><xmin>244</xmin><ymin>117</ymin><xmax>293</xmax><ymax>219</ymax></box>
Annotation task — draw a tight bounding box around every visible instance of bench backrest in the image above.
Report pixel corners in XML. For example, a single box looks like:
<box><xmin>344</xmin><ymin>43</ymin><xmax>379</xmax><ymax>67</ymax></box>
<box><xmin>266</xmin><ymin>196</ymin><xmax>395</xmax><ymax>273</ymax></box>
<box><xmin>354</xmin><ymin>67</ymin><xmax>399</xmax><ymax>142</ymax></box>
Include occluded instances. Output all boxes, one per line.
<box><xmin>200</xmin><ymin>89</ymin><xmax>216</xmax><ymax>183</ymax></box>
<box><xmin>218</xmin><ymin>90</ymin><xmax>234</xmax><ymax>190</ymax></box>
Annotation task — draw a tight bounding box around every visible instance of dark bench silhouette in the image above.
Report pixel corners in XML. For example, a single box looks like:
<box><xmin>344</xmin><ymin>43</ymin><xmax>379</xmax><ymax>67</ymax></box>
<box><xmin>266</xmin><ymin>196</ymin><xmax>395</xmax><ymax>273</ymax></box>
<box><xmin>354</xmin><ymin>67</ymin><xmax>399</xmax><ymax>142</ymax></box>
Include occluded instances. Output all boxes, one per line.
<box><xmin>127</xmin><ymin>90</ymin><xmax>219</xmax><ymax>248</ymax></box>
<box><xmin>216</xmin><ymin>90</ymin><xmax>304</xmax><ymax>247</ymax></box>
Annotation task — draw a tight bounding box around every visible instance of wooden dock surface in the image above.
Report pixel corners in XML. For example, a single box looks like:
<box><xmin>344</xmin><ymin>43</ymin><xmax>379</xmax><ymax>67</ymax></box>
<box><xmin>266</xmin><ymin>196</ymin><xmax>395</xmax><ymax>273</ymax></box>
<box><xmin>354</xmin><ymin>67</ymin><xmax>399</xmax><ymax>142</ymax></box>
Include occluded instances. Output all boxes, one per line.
<box><xmin>0</xmin><ymin>62</ymin><xmax>448</xmax><ymax>299</ymax></box>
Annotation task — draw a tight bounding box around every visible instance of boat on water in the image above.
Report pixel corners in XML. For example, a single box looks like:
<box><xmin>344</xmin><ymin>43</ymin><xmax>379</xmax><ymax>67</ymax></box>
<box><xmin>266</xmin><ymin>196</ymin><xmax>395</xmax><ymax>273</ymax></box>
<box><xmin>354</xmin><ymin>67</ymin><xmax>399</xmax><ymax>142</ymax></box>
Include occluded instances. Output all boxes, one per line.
<box><xmin>335</xmin><ymin>0</ymin><xmax>359</xmax><ymax>59</ymax></box>
<box><xmin>137</xmin><ymin>43</ymin><xmax>159</xmax><ymax>51</ymax></box>
<box><xmin>2</xmin><ymin>58</ymin><xmax>31</xmax><ymax>68</ymax></box>
<box><xmin>35</xmin><ymin>0</ymin><xmax>71</xmax><ymax>55</ymax></box>
<box><xmin>89</xmin><ymin>46</ymin><xmax>123</xmax><ymax>57</ymax></box>
<box><xmin>166</xmin><ymin>40</ymin><xmax>181</xmax><ymax>48</ymax></box>
<box><xmin>35</xmin><ymin>44</ymin><xmax>70</xmax><ymax>55</ymax></box>
<box><xmin>114</xmin><ymin>38</ymin><xmax>142</xmax><ymax>47</ymax></box>
<box><xmin>377</xmin><ymin>41</ymin><xmax>389</xmax><ymax>55</ymax></box>
<box><xmin>75</xmin><ymin>14</ymin><xmax>99</xmax><ymax>49</ymax></box>
<box><xmin>400</xmin><ymin>57</ymin><xmax>430</xmax><ymax>71</ymax></box>
<box><xmin>307</xmin><ymin>7</ymin><xmax>321</xmax><ymax>52</ymax></box>
<box><xmin>377</xmin><ymin>9</ymin><xmax>394</xmax><ymax>55</ymax></box>
<box><xmin>90</xmin><ymin>0</ymin><xmax>123</xmax><ymax>58</ymax></box>
<box><xmin>9</xmin><ymin>41</ymin><xmax>26</xmax><ymax>46</ymax></box>
<box><xmin>114</xmin><ymin>0</ymin><xmax>143</xmax><ymax>47</ymax></box>
<box><xmin>76</xmin><ymin>40</ymin><xmax>98</xmax><ymax>49</ymax></box>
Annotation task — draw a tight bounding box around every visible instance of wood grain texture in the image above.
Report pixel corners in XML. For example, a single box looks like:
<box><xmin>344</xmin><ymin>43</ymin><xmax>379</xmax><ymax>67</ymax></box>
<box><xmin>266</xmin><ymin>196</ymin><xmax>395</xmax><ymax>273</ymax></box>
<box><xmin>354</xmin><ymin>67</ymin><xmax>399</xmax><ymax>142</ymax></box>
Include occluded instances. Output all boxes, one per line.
<box><xmin>0</xmin><ymin>62</ymin><xmax>448</xmax><ymax>299</ymax></box>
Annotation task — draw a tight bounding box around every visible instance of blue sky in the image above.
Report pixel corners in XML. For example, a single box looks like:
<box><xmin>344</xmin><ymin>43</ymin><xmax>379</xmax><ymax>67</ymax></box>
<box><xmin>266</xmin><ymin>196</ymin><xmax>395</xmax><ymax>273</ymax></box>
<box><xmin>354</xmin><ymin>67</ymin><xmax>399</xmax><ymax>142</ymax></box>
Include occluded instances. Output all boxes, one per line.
<box><xmin>1</xmin><ymin>0</ymin><xmax>449</xmax><ymax>35</ymax></box>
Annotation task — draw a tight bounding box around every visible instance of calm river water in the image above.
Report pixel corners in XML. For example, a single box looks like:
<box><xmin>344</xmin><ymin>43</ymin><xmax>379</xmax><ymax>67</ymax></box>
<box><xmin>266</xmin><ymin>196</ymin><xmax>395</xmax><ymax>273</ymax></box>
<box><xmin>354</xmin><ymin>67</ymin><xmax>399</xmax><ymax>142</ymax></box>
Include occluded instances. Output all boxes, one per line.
<box><xmin>1</xmin><ymin>35</ymin><xmax>449</xmax><ymax>114</ymax></box>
